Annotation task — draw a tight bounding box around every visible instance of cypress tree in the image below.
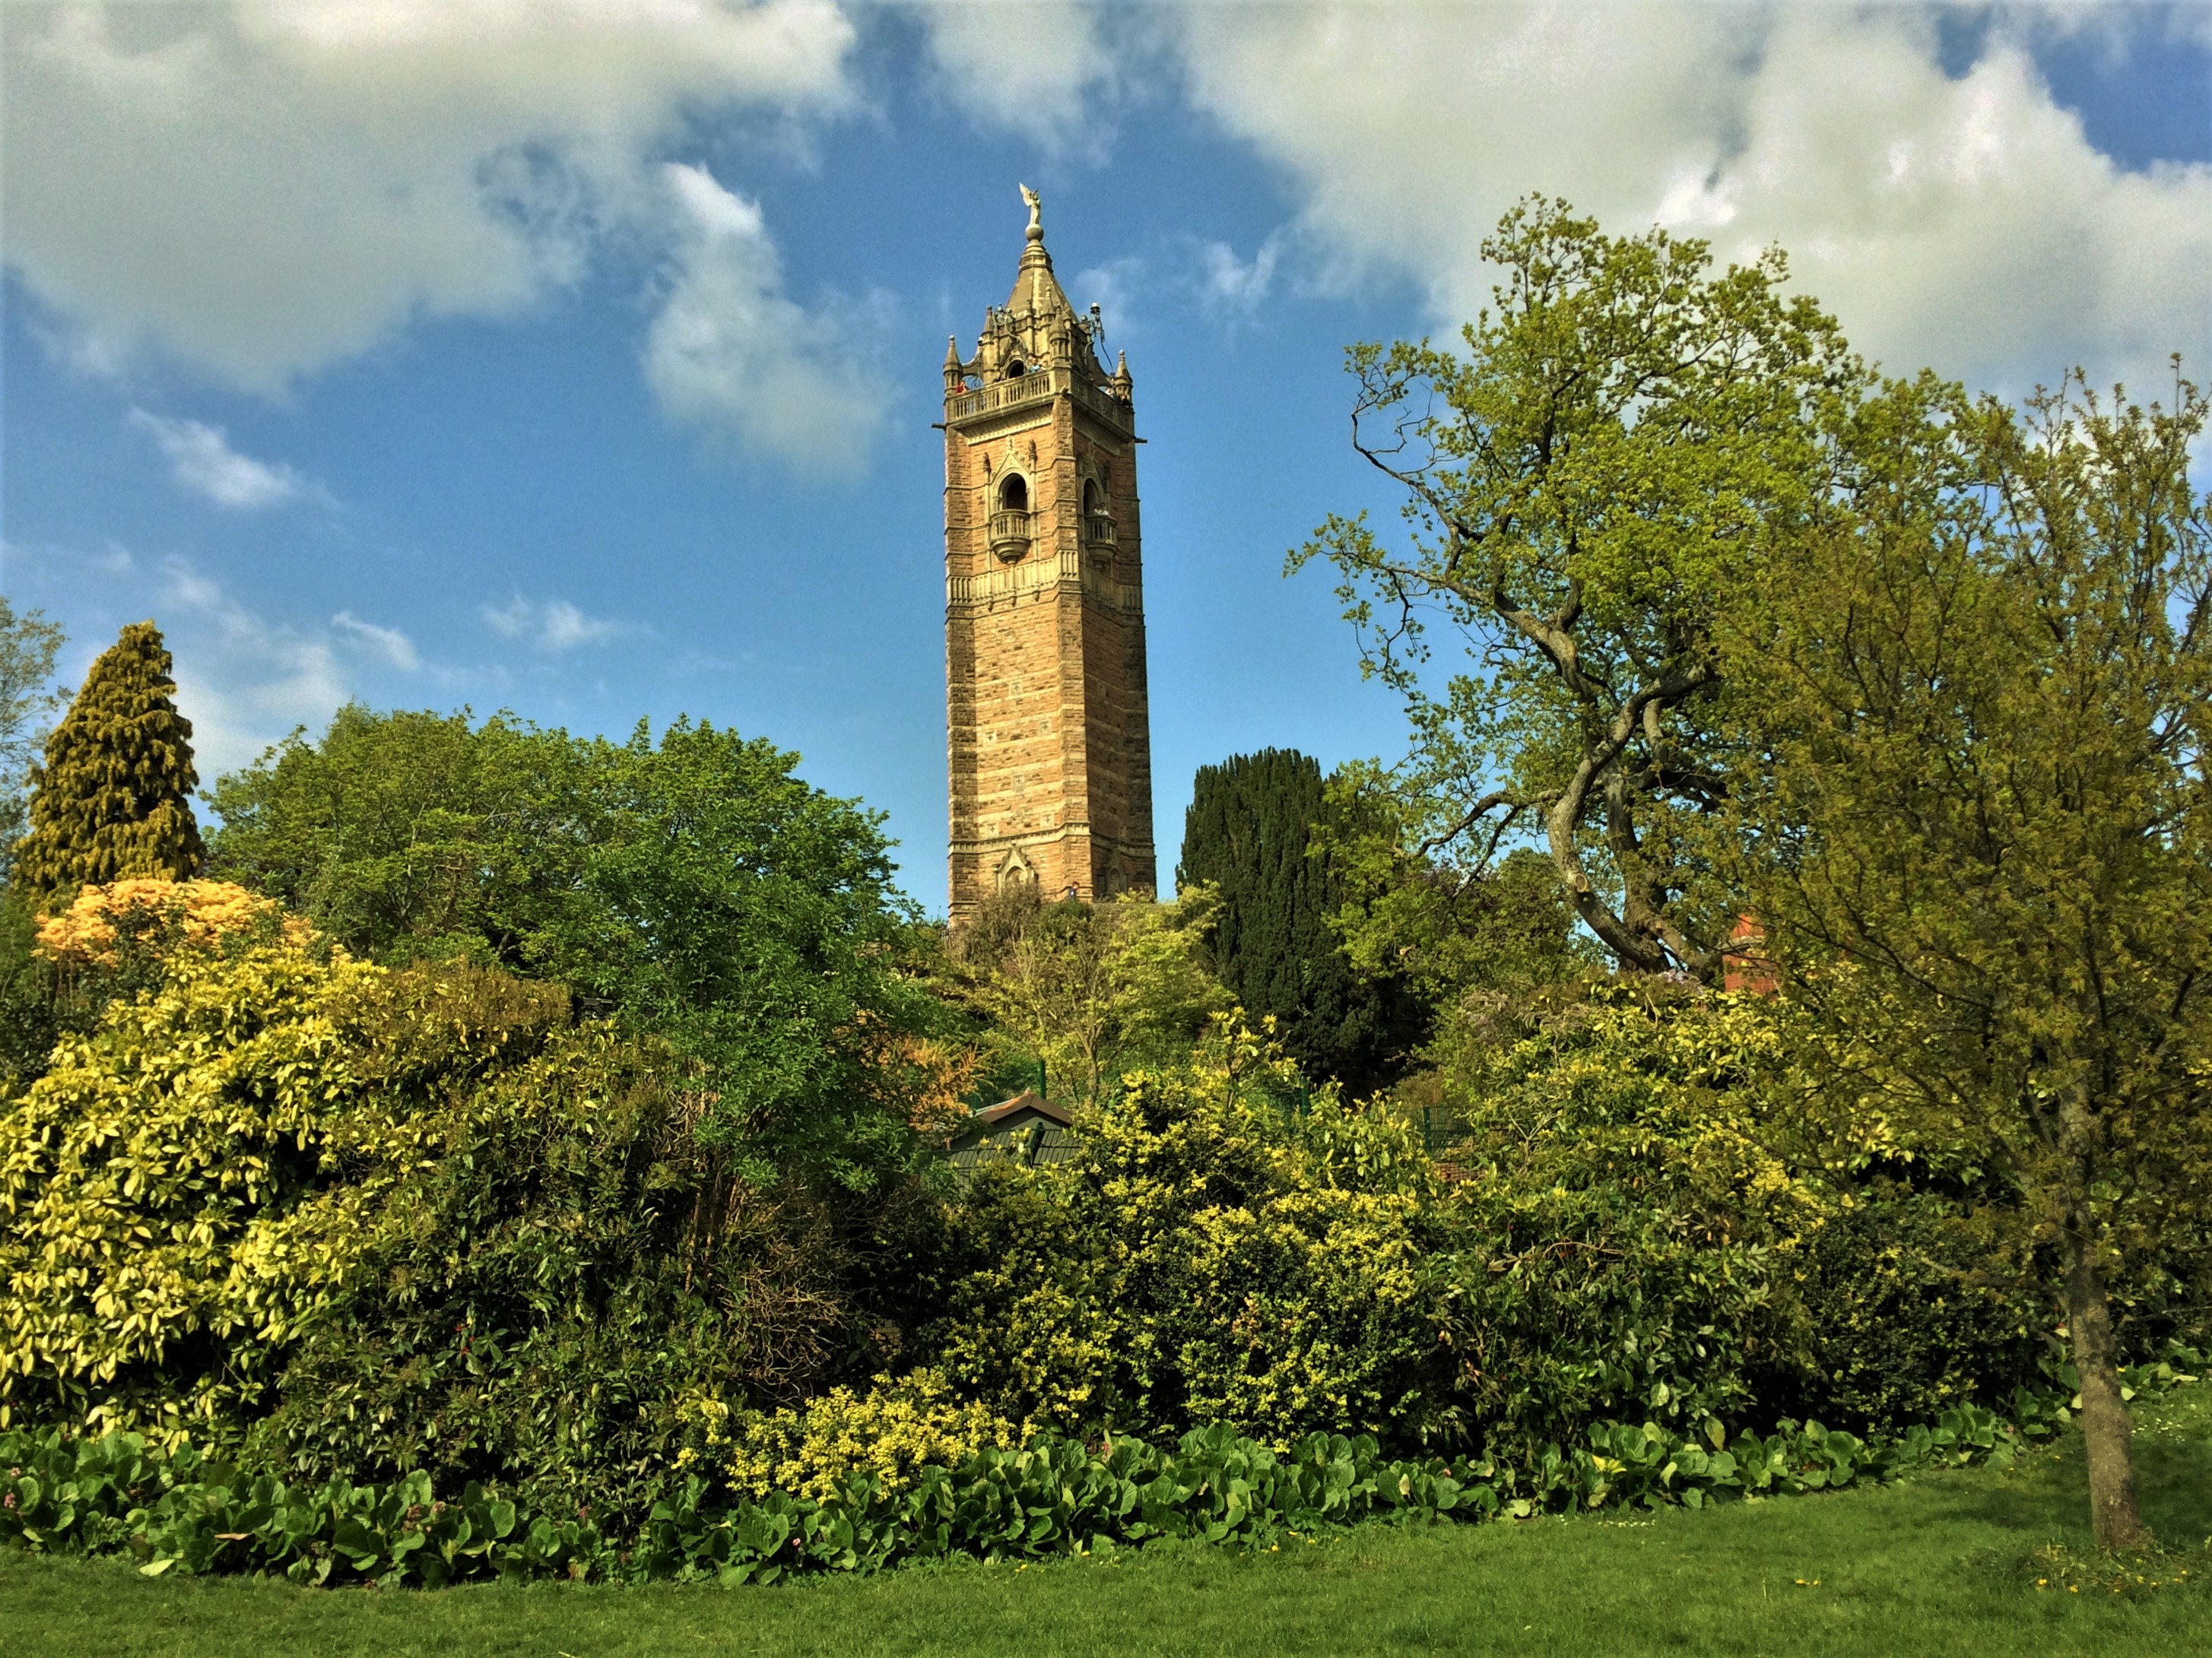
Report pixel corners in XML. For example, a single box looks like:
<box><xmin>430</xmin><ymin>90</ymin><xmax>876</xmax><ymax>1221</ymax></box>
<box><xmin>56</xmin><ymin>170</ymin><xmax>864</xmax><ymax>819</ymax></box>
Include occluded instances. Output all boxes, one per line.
<box><xmin>1178</xmin><ymin>749</ymin><xmax>1423</xmax><ymax>1096</ymax></box>
<box><xmin>14</xmin><ymin>620</ymin><xmax>204</xmax><ymax>902</ymax></box>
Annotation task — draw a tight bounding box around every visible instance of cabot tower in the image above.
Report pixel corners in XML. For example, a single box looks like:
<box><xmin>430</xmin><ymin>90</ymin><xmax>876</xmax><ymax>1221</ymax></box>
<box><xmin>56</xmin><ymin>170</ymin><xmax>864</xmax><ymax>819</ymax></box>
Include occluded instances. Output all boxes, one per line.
<box><xmin>942</xmin><ymin>187</ymin><xmax>1156</xmax><ymax>918</ymax></box>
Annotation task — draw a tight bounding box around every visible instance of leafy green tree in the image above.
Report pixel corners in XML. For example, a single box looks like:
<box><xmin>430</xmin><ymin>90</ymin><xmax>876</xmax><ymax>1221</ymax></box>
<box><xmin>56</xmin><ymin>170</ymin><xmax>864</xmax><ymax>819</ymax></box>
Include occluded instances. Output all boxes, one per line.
<box><xmin>1320</xmin><ymin>764</ymin><xmax>1592</xmax><ymax>1024</ymax></box>
<box><xmin>544</xmin><ymin>718</ymin><xmax>935</xmax><ymax>1185</ymax></box>
<box><xmin>953</xmin><ymin>890</ymin><xmax>1227</xmax><ymax>1103</ymax></box>
<box><xmin>0</xmin><ymin>598</ymin><xmax>66</xmax><ymax>877</ymax></box>
<box><xmin>1292</xmin><ymin>199</ymin><xmax>1858</xmax><ymax>981</ymax></box>
<box><xmin>205</xmin><ymin>705</ymin><xmax>590</xmax><ymax>968</ymax></box>
<box><xmin>14</xmin><ymin>620</ymin><xmax>203</xmax><ymax>901</ymax></box>
<box><xmin>1726</xmin><ymin>369</ymin><xmax>2212</xmax><ymax>1549</ymax></box>
<box><xmin>209</xmin><ymin>708</ymin><xmax>938</xmax><ymax>1187</ymax></box>
<box><xmin>1176</xmin><ymin>748</ymin><xmax>1427</xmax><ymax>1096</ymax></box>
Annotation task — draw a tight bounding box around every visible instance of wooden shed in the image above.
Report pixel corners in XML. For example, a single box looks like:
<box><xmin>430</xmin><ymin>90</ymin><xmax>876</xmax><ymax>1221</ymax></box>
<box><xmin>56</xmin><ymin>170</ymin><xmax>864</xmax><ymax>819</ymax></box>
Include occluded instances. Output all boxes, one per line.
<box><xmin>945</xmin><ymin>1092</ymin><xmax>1081</xmax><ymax>1171</ymax></box>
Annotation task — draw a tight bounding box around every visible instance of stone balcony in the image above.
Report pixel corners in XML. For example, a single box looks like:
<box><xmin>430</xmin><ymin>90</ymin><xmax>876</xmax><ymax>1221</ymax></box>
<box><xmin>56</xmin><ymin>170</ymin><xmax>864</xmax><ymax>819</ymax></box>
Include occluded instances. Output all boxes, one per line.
<box><xmin>1082</xmin><ymin>512</ymin><xmax>1117</xmax><ymax>550</ymax></box>
<box><xmin>946</xmin><ymin>368</ymin><xmax>1134</xmax><ymax>436</ymax></box>
<box><xmin>989</xmin><ymin>509</ymin><xmax>1033</xmax><ymax>560</ymax></box>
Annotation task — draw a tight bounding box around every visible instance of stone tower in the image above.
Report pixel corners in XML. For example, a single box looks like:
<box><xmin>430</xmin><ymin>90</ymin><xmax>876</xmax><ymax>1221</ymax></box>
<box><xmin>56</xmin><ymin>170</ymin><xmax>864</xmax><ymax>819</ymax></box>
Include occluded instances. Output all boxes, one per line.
<box><xmin>944</xmin><ymin>187</ymin><xmax>1156</xmax><ymax>919</ymax></box>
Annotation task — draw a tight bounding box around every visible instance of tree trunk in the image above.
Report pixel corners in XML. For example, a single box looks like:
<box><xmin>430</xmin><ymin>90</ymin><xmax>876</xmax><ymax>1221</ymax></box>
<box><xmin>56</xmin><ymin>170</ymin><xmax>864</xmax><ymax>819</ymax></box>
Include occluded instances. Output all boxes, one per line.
<box><xmin>2064</xmin><ymin>1230</ymin><xmax>2153</xmax><ymax>1551</ymax></box>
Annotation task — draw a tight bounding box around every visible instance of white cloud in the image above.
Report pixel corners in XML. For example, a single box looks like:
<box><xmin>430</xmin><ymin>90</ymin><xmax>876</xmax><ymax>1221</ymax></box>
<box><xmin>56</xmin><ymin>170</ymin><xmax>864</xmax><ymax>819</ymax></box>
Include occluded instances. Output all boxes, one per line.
<box><xmin>918</xmin><ymin>1</ymin><xmax>1116</xmax><ymax>147</ymax></box>
<box><xmin>157</xmin><ymin>558</ymin><xmax>354</xmax><ymax>781</ymax></box>
<box><xmin>1172</xmin><ymin>3</ymin><xmax>2212</xmax><ymax>398</ymax></box>
<box><xmin>331</xmin><ymin>610</ymin><xmax>421</xmax><ymax>670</ymax></box>
<box><xmin>482</xmin><ymin>594</ymin><xmax>636</xmax><ymax>650</ymax></box>
<box><xmin>1070</xmin><ymin>255</ymin><xmax>1145</xmax><ymax>344</ymax></box>
<box><xmin>642</xmin><ymin>160</ymin><xmax>887</xmax><ymax>468</ymax></box>
<box><xmin>1198</xmin><ymin>233</ymin><xmax>1284</xmax><ymax>319</ymax></box>
<box><xmin>1</xmin><ymin>544</ymin><xmax>447</xmax><ymax>785</ymax></box>
<box><xmin>3</xmin><ymin>0</ymin><xmax>857</xmax><ymax>399</ymax></box>
<box><xmin>129</xmin><ymin>407</ymin><xmax>321</xmax><ymax>509</ymax></box>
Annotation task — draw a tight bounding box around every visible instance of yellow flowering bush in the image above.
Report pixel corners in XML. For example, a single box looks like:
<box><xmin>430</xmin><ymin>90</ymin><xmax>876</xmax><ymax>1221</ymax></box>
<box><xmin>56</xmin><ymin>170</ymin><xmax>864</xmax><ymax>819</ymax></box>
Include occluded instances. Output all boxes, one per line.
<box><xmin>1430</xmin><ymin>981</ymin><xmax>2045</xmax><ymax>1450</ymax></box>
<box><xmin>927</xmin><ymin>1017</ymin><xmax>1449</xmax><ymax>1450</ymax></box>
<box><xmin>0</xmin><ymin>914</ymin><xmax>568</xmax><ymax>1441</ymax></box>
<box><xmin>34</xmin><ymin>878</ymin><xmax>300</xmax><ymax>964</ymax></box>
<box><xmin>684</xmin><ymin>1369</ymin><xmax>1022</xmax><ymax>1500</ymax></box>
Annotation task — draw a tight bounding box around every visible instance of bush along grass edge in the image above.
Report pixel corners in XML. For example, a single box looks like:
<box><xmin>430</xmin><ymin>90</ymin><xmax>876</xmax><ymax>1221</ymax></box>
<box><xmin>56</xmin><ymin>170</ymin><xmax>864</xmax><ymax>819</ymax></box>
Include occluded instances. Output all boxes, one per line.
<box><xmin>2</xmin><ymin>1354</ymin><xmax>2199</xmax><ymax>1590</ymax></box>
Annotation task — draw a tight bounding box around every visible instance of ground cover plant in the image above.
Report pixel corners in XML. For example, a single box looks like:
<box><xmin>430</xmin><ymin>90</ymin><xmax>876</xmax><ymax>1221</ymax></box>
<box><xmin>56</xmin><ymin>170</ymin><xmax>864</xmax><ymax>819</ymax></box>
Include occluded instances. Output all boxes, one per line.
<box><xmin>4</xmin><ymin>1384</ymin><xmax>2207</xmax><ymax>1658</ymax></box>
<box><xmin>0</xmin><ymin>1369</ymin><xmax>2166</xmax><ymax>1587</ymax></box>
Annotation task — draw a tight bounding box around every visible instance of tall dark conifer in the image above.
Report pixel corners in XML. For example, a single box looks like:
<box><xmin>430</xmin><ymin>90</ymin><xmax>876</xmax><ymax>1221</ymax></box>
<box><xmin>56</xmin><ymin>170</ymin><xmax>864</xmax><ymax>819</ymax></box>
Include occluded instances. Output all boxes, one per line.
<box><xmin>14</xmin><ymin>620</ymin><xmax>204</xmax><ymax>902</ymax></box>
<box><xmin>1178</xmin><ymin>749</ymin><xmax>1423</xmax><ymax>1095</ymax></box>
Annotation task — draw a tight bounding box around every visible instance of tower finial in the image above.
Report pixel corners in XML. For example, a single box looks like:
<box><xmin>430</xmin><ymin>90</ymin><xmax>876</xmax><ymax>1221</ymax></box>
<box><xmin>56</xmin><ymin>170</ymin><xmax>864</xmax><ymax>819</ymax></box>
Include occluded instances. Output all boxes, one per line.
<box><xmin>1020</xmin><ymin>182</ymin><xmax>1043</xmax><ymax>243</ymax></box>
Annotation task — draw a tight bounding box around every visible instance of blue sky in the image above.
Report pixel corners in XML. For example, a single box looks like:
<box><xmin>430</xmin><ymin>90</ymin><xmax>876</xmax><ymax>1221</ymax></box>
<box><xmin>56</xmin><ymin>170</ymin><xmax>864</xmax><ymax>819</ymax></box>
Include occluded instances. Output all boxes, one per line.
<box><xmin>5</xmin><ymin>2</ymin><xmax>2208</xmax><ymax>915</ymax></box>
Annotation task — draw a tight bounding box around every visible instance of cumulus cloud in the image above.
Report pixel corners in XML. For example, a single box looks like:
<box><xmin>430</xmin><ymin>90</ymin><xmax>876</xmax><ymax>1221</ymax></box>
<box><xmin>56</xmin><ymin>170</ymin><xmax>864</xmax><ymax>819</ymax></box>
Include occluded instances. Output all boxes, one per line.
<box><xmin>129</xmin><ymin>408</ymin><xmax>321</xmax><ymax>509</ymax></box>
<box><xmin>330</xmin><ymin>610</ymin><xmax>421</xmax><ymax>670</ymax></box>
<box><xmin>1171</xmin><ymin>3</ymin><xmax>2212</xmax><ymax>397</ymax></box>
<box><xmin>482</xmin><ymin>594</ymin><xmax>637</xmax><ymax>650</ymax></box>
<box><xmin>157</xmin><ymin>557</ymin><xmax>354</xmax><ymax>780</ymax></box>
<box><xmin>642</xmin><ymin>160</ymin><xmax>887</xmax><ymax>467</ymax></box>
<box><xmin>3</xmin><ymin>0</ymin><xmax>858</xmax><ymax>404</ymax></box>
<box><xmin>1198</xmin><ymin>233</ymin><xmax>1284</xmax><ymax>320</ymax></box>
<box><xmin>918</xmin><ymin>1</ymin><xmax>1117</xmax><ymax>146</ymax></box>
<box><xmin>1071</xmin><ymin>255</ymin><xmax>1145</xmax><ymax>343</ymax></box>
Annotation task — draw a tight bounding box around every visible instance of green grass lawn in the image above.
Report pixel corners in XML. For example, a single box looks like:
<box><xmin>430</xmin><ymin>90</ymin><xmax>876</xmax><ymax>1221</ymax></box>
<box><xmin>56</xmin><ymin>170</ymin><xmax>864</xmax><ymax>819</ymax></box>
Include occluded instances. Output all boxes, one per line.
<box><xmin>8</xmin><ymin>1388</ymin><xmax>2210</xmax><ymax>1658</ymax></box>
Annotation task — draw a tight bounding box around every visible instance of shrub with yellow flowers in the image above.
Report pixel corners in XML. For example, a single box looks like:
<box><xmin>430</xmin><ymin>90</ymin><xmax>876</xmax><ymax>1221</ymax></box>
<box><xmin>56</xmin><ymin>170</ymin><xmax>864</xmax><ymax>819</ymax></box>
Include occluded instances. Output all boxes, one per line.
<box><xmin>923</xmin><ymin>1015</ymin><xmax>1449</xmax><ymax>1450</ymax></box>
<box><xmin>0</xmin><ymin>883</ymin><xmax>568</xmax><ymax>1442</ymax></box>
<box><xmin>682</xmin><ymin>1368</ymin><xmax>1022</xmax><ymax>1501</ymax></box>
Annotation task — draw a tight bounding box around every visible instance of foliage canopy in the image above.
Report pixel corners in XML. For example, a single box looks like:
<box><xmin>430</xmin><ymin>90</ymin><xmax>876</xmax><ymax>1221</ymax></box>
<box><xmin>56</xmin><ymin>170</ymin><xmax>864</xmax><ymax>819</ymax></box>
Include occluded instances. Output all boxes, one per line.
<box><xmin>1723</xmin><ymin>369</ymin><xmax>2212</xmax><ymax>1549</ymax></box>
<box><xmin>208</xmin><ymin>709</ymin><xmax>938</xmax><ymax>1186</ymax></box>
<box><xmin>1293</xmin><ymin>198</ymin><xmax>1858</xmax><ymax>980</ymax></box>
<box><xmin>1177</xmin><ymin>748</ymin><xmax>1427</xmax><ymax>1096</ymax></box>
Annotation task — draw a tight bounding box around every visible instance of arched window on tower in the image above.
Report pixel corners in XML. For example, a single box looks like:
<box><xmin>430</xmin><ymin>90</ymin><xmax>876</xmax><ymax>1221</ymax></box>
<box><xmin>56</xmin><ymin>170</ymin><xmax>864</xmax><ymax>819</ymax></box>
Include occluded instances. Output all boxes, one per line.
<box><xmin>990</xmin><ymin>473</ymin><xmax>1033</xmax><ymax>562</ymax></box>
<box><xmin>1004</xmin><ymin>359</ymin><xmax>1026</xmax><ymax>379</ymax></box>
<box><xmin>1081</xmin><ymin>477</ymin><xmax>1115</xmax><ymax>552</ymax></box>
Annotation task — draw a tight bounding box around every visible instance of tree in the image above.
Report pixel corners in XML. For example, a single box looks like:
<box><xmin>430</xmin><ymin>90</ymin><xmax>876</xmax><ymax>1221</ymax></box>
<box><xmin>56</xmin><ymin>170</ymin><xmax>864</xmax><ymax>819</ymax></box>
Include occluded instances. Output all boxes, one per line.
<box><xmin>14</xmin><ymin>620</ymin><xmax>203</xmax><ymax>902</ymax></box>
<box><xmin>205</xmin><ymin>705</ymin><xmax>591</xmax><ymax>968</ymax></box>
<box><xmin>208</xmin><ymin>707</ymin><xmax>942</xmax><ymax>1187</ymax></box>
<box><xmin>1728</xmin><ymin>369</ymin><xmax>2212</xmax><ymax>1550</ymax></box>
<box><xmin>546</xmin><ymin>718</ymin><xmax>937</xmax><ymax>1186</ymax></box>
<box><xmin>954</xmin><ymin>890</ymin><xmax>1227</xmax><ymax>1103</ymax></box>
<box><xmin>1319</xmin><ymin>763</ymin><xmax>1592</xmax><ymax>1025</ymax></box>
<box><xmin>1292</xmin><ymin>199</ymin><xmax>1858</xmax><ymax>981</ymax></box>
<box><xmin>0</xmin><ymin>599</ymin><xmax>66</xmax><ymax>878</ymax></box>
<box><xmin>1177</xmin><ymin>748</ymin><xmax>1425</xmax><ymax>1096</ymax></box>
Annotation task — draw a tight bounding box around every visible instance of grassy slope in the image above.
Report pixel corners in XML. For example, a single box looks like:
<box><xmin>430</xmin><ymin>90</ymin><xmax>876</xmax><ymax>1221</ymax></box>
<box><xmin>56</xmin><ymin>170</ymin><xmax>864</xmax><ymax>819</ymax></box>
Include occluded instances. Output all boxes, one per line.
<box><xmin>7</xmin><ymin>1388</ymin><xmax>2209</xmax><ymax>1658</ymax></box>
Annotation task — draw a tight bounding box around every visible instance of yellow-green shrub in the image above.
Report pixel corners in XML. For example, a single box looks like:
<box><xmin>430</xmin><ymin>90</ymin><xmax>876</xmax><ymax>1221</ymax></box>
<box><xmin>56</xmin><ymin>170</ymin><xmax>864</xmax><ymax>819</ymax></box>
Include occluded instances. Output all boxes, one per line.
<box><xmin>1428</xmin><ymin>981</ymin><xmax>2047</xmax><ymax>1448</ymax></box>
<box><xmin>684</xmin><ymin>1369</ymin><xmax>1021</xmax><ymax>1500</ymax></box>
<box><xmin>0</xmin><ymin>916</ymin><xmax>566</xmax><ymax>1440</ymax></box>
<box><xmin>925</xmin><ymin>1019</ymin><xmax>1447</xmax><ymax>1449</ymax></box>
